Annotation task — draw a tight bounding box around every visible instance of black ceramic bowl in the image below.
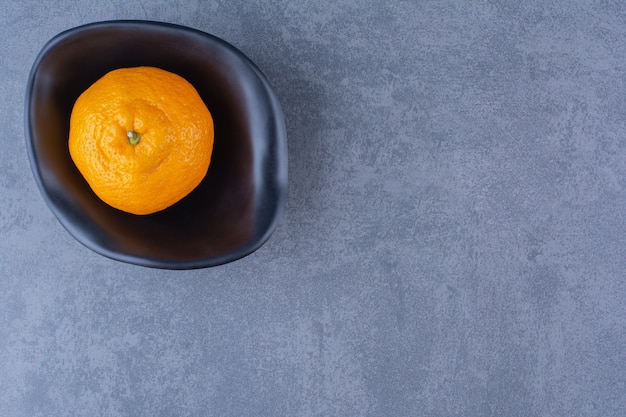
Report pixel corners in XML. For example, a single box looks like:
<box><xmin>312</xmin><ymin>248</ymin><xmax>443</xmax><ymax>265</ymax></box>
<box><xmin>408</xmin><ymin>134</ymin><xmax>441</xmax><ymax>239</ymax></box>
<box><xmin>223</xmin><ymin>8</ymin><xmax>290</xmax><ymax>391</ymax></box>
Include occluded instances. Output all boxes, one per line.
<box><xmin>25</xmin><ymin>21</ymin><xmax>287</xmax><ymax>269</ymax></box>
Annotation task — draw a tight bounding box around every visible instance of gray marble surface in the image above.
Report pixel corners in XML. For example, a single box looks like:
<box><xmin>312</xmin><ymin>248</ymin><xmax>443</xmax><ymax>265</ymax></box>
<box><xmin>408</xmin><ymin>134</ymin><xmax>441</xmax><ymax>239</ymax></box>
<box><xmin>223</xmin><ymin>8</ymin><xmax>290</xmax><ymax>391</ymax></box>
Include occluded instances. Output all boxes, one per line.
<box><xmin>1</xmin><ymin>1</ymin><xmax>625</xmax><ymax>416</ymax></box>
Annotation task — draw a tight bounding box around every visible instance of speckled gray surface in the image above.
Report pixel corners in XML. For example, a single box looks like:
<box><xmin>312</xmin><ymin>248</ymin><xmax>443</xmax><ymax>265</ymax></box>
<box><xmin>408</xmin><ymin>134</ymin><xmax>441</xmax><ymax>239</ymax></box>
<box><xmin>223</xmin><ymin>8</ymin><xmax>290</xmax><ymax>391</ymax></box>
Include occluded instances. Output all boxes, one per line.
<box><xmin>1</xmin><ymin>1</ymin><xmax>625</xmax><ymax>416</ymax></box>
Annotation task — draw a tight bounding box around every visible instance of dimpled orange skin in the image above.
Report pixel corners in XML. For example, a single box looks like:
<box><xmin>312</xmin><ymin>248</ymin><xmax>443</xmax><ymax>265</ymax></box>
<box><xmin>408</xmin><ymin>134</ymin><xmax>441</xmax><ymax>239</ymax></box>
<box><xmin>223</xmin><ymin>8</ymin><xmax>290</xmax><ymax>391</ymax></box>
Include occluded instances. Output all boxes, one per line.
<box><xmin>68</xmin><ymin>66</ymin><xmax>214</xmax><ymax>215</ymax></box>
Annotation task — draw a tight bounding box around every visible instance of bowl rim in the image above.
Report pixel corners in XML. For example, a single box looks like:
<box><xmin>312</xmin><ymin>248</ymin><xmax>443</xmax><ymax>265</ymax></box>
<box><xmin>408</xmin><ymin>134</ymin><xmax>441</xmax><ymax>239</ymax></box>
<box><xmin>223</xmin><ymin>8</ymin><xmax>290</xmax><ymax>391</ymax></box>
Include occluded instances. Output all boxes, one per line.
<box><xmin>25</xmin><ymin>19</ymin><xmax>288</xmax><ymax>269</ymax></box>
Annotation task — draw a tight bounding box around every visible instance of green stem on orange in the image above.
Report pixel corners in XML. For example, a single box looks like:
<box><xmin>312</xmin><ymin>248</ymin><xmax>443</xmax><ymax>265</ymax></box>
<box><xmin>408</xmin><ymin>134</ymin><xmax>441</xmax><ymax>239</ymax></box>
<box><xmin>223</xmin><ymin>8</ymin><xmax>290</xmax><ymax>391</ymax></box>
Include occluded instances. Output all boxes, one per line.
<box><xmin>127</xmin><ymin>130</ymin><xmax>142</xmax><ymax>145</ymax></box>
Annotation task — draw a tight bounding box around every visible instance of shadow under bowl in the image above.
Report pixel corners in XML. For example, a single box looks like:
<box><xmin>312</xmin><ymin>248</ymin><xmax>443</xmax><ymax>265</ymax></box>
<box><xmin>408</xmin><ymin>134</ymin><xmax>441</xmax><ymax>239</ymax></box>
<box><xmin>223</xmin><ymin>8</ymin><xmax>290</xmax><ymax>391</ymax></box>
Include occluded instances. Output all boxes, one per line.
<box><xmin>25</xmin><ymin>20</ymin><xmax>287</xmax><ymax>269</ymax></box>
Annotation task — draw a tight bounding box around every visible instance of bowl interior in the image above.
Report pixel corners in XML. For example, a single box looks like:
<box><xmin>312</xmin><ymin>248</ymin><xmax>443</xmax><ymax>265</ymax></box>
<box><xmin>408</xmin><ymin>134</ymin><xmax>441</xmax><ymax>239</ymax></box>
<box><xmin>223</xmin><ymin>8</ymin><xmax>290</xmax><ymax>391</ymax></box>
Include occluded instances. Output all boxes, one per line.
<box><xmin>26</xmin><ymin>21</ymin><xmax>287</xmax><ymax>269</ymax></box>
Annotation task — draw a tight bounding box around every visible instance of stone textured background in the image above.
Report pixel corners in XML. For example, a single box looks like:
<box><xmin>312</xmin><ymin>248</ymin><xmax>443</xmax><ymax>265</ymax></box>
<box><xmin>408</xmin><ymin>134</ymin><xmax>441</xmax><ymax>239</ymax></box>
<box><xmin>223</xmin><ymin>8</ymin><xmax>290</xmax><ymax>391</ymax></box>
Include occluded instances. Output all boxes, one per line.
<box><xmin>1</xmin><ymin>1</ymin><xmax>625</xmax><ymax>416</ymax></box>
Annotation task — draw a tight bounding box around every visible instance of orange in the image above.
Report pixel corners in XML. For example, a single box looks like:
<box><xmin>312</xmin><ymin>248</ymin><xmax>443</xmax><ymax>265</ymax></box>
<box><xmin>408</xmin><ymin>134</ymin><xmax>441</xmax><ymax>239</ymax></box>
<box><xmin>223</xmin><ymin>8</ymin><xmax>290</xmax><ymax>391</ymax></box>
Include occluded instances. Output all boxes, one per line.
<box><xmin>68</xmin><ymin>66</ymin><xmax>214</xmax><ymax>215</ymax></box>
